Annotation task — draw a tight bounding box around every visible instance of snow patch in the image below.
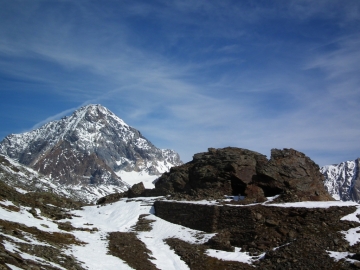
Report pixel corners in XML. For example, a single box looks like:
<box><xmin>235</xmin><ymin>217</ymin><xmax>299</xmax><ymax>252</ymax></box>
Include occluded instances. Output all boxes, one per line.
<box><xmin>206</xmin><ymin>247</ymin><xmax>263</xmax><ymax>264</ymax></box>
<box><xmin>116</xmin><ymin>170</ymin><xmax>158</xmax><ymax>188</ymax></box>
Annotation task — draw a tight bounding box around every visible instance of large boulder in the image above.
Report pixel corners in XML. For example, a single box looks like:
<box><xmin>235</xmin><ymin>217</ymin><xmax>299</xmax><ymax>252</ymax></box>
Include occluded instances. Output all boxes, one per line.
<box><xmin>254</xmin><ymin>148</ymin><xmax>333</xmax><ymax>201</ymax></box>
<box><xmin>153</xmin><ymin>147</ymin><xmax>333</xmax><ymax>202</ymax></box>
<box><xmin>154</xmin><ymin>147</ymin><xmax>268</xmax><ymax>199</ymax></box>
<box><xmin>128</xmin><ymin>182</ymin><xmax>146</xmax><ymax>198</ymax></box>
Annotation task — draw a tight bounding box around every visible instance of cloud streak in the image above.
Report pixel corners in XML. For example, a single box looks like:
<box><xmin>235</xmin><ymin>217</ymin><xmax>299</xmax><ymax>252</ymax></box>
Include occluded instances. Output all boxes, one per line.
<box><xmin>0</xmin><ymin>0</ymin><xmax>359</xmax><ymax>166</ymax></box>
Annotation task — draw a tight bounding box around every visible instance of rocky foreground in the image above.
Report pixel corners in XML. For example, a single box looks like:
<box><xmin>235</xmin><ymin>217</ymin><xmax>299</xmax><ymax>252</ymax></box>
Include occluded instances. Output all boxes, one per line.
<box><xmin>2</xmin><ymin>147</ymin><xmax>360</xmax><ymax>269</ymax></box>
<box><xmin>95</xmin><ymin>147</ymin><xmax>360</xmax><ymax>269</ymax></box>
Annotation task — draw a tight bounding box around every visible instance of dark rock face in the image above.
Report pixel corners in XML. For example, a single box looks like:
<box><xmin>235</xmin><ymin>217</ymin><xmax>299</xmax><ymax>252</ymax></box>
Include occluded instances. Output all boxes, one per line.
<box><xmin>154</xmin><ymin>201</ymin><xmax>219</xmax><ymax>232</ymax></box>
<box><xmin>128</xmin><ymin>182</ymin><xmax>146</xmax><ymax>198</ymax></box>
<box><xmin>255</xmin><ymin>148</ymin><xmax>333</xmax><ymax>201</ymax></box>
<box><xmin>156</xmin><ymin>200</ymin><xmax>360</xmax><ymax>269</ymax></box>
<box><xmin>242</xmin><ymin>184</ymin><xmax>266</xmax><ymax>203</ymax></box>
<box><xmin>32</xmin><ymin>141</ymin><xmax>121</xmax><ymax>186</ymax></box>
<box><xmin>153</xmin><ymin>147</ymin><xmax>333</xmax><ymax>202</ymax></box>
<box><xmin>154</xmin><ymin>147</ymin><xmax>268</xmax><ymax>199</ymax></box>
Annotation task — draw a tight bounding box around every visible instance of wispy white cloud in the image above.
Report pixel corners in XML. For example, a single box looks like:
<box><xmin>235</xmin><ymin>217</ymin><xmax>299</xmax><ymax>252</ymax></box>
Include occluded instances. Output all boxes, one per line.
<box><xmin>0</xmin><ymin>0</ymin><xmax>360</xmax><ymax>167</ymax></box>
<box><xmin>31</xmin><ymin>106</ymin><xmax>80</xmax><ymax>130</ymax></box>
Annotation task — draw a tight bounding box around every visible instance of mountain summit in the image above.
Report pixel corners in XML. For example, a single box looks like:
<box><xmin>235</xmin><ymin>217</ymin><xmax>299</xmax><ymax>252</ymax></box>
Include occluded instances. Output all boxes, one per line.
<box><xmin>321</xmin><ymin>158</ymin><xmax>360</xmax><ymax>202</ymax></box>
<box><xmin>0</xmin><ymin>104</ymin><xmax>182</xmax><ymax>195</ymax></box>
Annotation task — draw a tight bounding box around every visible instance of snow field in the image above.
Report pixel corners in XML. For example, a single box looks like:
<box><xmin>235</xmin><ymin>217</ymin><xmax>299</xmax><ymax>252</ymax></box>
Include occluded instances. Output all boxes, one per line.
<box><xmin>63</xmin><ymin>197</ymin><xmax>215</xmax><ymax>269</ymax></box>
<box><xmin>0</xmin><ymin>201</ymin><xmax>60</xmax><ymax>233</ymax></box>
<box><xmin>116</xmin><ymin>170</ymin><xmax>158</xmax><ymax>189</ymax></box>
<box><xmin>3</xmin><ymin>194</ymin><xmax>360</xmax><ymax>269</ymax></box>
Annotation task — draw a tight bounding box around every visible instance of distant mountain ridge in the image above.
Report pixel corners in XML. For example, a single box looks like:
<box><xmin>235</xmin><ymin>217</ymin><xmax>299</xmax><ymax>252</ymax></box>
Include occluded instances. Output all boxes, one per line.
<box><xmin>0</xmin><ymin>104</ymin><xmax>182</xmax><ymax>200</ymax></box>
<box><xmin>0</xmin><ymin>153</ymin><xmax>120</xmax><ymax>202</ymax></box>
<box><xmin>321</xmin><ymin>158</ymin><xmax>360</xmax><ymax>202</ymax></box>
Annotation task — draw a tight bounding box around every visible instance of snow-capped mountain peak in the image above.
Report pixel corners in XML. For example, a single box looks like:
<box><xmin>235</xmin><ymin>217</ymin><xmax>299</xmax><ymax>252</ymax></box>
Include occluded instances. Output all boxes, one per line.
<box><xmin>321</xmin><ymin>158</ymin><xmax>360</xmax><ymax>202</ymax></box>
<box><xmin>0</xmin><ymin>104</ymin><xmax>182</xmax><ymax>201</ymax></box>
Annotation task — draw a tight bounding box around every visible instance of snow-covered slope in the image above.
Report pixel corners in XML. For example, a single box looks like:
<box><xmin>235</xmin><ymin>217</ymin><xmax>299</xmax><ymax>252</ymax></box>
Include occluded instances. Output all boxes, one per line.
<box><xmin>2</xmin><ymin>184</ymin><xmax>360</xmax><ymax>269</ymax></box>
<box><xmin>0</xmin><ymin>154</ymin><xmax>129</xmax><ymax>203</ymax></box>
<box><xmin>0</xmin><ymin>104</ymin><xmax>182</xmax><ymax>200</ymax></box>
<box><xmin>0</xmin><ymin>191</ymin><xmax>263</xmax><ymax>269</ymax></box>
<box><xmin>321</xmin><ymin>158</ymin><xmax>360</xmax><ymax>202</ymax></box>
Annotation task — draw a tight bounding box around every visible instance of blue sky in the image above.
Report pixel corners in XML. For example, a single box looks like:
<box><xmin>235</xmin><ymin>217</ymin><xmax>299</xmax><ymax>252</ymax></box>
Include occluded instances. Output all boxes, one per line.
<box><xmin>1</xmin><ymin>0</ymin><xmax>359</xmax><ymax>166</ymax></box>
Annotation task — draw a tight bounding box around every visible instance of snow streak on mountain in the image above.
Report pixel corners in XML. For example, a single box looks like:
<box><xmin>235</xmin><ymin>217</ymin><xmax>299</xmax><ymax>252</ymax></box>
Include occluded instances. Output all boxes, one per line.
<box><xmin>0</xmin><ymin>154</ymin><xmax>118</xmax><ymax>203</ymax></box>
<box><xmin>0</xmin><ymin>104</ymin><xmax>182</xmax><ymax>200</ymax></box>
<box><xmin>321</xmin><ymin>159</ymin><xmax>360</xmax><ymax>202</ymax></box>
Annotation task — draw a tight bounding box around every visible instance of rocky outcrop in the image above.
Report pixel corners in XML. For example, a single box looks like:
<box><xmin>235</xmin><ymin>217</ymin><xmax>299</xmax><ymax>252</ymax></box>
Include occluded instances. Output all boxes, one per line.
<box><xmin>152</xmin><ymin>147</ymin><xmax>333</xmax><ymax>203</ymax></box>
<box><xmin>254</xmin><ymin>148</ymin><xmax>333</xmax><ymax>201</ymax></box>
<box><xmin>153</xmin><ymin>147</ymin><xmax>267</xmax><ymax>199</ymax></box>
<box><xmin>32</xmin><ymin>141</ymin><xmax>122</xmax><ymax>186</ymax></box>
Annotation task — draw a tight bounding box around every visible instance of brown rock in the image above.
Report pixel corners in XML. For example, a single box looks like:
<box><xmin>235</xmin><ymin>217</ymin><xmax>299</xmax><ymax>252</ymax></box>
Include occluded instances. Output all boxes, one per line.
<box><xmin>128</xmin><ymin>182</ymin><xmax>145</xmax><ymax>198</ymax></box>
<box><xmin>255</xmin><ymin>148</ymin><xmax>334</xmax><ymax>202</ymax></box>
<box><xmin>243</xmin><ymin>185</ymin><xmax>266</xmax><ymax>203</ymax></box>
<box><xmin>206</xmin><ymin>231</ymin><xmax>235</xmax><ymax>251</ymax></box>
<box><xmin>154</xmin><ymin>147</ymin><xmax>268</xmax><ymax>199</ymax></box>
<box><xmin>152</xmin><ymin>147</ymin><xmax>333</xmax><ymax>203</ymax></box>
<box><xmin>101</xmin><ymin>146</ymin><xmax>336</xmax><ymax>207</ymax></box>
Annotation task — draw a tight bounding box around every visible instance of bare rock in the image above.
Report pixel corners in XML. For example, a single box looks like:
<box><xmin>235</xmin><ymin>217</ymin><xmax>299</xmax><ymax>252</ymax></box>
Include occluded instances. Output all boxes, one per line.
<box><xmin>154</xmin><ymin>147</ymin><xmax>267</xmax><ymax>199</ymax></box>
<box><xmin>242</xmin><ymin>184</ymin><xmax>266</xmax><ymax>203</ymax></box>
<box><xmin>206</xmin><ymin>231</ymin><xmax>234</xmax><ymax>252</ymax></box>
<box><xmin>152</xmin><ymin>147</ymin><xmax>333</xmax><ymax>203</ymax></box>
<box><xmin>128</xmin><ymin>182</ymin><xmax>146</xmax><ymax>198</ymax></box>
<box><xmin>255</xmin><ymin>148</ymin><xmax>334</xmax><ymax>202</ymax></box>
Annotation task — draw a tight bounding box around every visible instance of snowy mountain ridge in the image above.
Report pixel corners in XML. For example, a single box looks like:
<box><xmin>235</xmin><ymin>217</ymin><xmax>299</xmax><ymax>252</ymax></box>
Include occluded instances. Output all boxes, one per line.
<box><xmin>0</xmin><ymin>104</ymin><xmax>182</xmax><ymax>201</ymax></box>
<box><xmin>0</xmin><ymin>154</ymin><xmax>129</xmax><ymax>203</ymax></box>
<box><xmin>1</xmin><ymin>105</ymin><xmax>129</xmax><ymax>157</ymax></box>
<box><xmin>321</xmin><ymin>158</ymin><xmax>360</xmax><ymax>202</ymax></box>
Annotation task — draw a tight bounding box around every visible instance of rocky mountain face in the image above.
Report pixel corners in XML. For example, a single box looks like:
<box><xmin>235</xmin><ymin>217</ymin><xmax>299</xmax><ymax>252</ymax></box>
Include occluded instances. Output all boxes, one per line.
<box><xmin>0</xmin><ymin>154</ymin><xmax>132</xmax><ymax>203</ymax></box>
<box><xmin>321</xmin><ymin>158</ymin><xmax>360</xmax><ymax>202</ymax></box>
<box><xmin>0</xmin><ymin>104</ymin><xmax>182</xmax><ymax>201</ymax></box>
<box><xmin>0</xmin><ymin>154</ymin><xmax>74</xmax><ymax>199</ymax></box>
<box><xmin>135</xmin><ymin>147</ymin><xmax>333</xmax><ymax>203</ymax></box>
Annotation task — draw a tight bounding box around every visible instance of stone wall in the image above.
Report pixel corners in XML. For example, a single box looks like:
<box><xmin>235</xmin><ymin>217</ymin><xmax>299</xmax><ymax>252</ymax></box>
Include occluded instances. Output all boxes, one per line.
<box><xmin>154</xmin><ymin>201</ymin><xmax>256</xmax><ymax>232</ymax></box>
<box><xmin>154</xmin><ymin>200</ymin><xmax>358</xmax><ymax>252</ymax></box>
<box><xmin>153</xmin><ymin>201</ymin><xmax>219</xmax><ymax>232</ymax></box>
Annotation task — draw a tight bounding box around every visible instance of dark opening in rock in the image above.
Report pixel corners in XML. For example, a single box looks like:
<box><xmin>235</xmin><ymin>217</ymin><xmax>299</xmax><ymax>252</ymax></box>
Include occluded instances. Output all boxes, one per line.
<box><xmin>259</xmin><ymin>185</ymin><xmax>283</xmax><ymax>197</ymax></box>
<box><xmin>230</xmin><ymin>177</ymin><xmax>247</xmax><ymax>196</ymax></box>
<box><xmin>254</xmin><ymin>176</ymin><xmax>283</xmax><ymax>197</ymax></box>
